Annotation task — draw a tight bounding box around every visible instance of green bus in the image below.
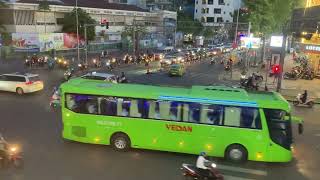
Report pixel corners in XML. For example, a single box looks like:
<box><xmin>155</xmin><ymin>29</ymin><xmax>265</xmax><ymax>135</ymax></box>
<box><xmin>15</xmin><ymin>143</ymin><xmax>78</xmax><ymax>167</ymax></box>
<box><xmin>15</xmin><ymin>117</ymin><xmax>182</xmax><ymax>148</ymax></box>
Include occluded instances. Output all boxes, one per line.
<box><xmin>60</xmin><ymin>79</ymin><xmax>302</xmax><ymax>162</ymax></box>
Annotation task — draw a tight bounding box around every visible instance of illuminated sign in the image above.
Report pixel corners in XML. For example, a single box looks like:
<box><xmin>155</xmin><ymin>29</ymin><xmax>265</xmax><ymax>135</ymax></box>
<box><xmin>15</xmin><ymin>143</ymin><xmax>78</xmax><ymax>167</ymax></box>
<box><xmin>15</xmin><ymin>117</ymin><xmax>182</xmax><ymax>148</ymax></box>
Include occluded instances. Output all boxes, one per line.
<box><xmin>240</xmin><ymin>37</ymin><xmax>261</xmax><ymax>49</ymax></box>
<box><xmin>166</xmin><ymin>124</ymin><xmax>192</xmax><ymax>132</ymax></box>
<box><xmin>270</xmin><ymin>36</ymin><xmax>284</xmax><ymax>47</ymax></box>
<box><xmin>302</xmin><ymin>44</ymin><xmax>320</xmax><ymax>54</ymax></box>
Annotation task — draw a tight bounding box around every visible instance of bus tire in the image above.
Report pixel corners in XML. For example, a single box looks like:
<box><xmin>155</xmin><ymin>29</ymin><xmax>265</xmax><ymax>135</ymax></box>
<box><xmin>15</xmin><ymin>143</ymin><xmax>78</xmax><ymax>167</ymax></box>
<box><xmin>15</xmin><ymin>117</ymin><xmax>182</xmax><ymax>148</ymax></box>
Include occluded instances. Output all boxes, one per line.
<box><xmin>111</xmin><ymin>133</ymin><xmax>131</xmax><ymax>152</ymax></box>
<box><xmin>225</xmin><ymin>144</ymin><xmax>248</xmax><ymax>163</ymax></box>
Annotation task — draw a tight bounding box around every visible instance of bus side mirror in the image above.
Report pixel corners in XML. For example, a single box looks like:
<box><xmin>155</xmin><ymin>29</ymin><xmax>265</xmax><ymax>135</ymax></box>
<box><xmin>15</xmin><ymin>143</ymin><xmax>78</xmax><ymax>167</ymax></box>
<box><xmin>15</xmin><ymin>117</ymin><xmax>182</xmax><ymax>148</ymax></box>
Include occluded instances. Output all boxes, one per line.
<box><xmin>298</xmin><ymin>123</ymin><xmax>303</xmax><ymax>134</ymax></box>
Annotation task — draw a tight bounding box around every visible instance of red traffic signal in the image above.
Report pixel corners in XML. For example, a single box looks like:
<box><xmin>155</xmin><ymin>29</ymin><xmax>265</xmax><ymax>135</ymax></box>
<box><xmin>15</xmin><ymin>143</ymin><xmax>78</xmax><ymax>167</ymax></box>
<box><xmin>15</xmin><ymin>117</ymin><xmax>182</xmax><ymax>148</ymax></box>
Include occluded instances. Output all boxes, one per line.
<box><xmin>272</xmin><ymin>64</ymin><xmax>281</xmax><ymax>74</ymax></box>
<box><xmin>100</xmin><ymin>19</ymin><xmax>109</xmax><ymax>29</ymax></box>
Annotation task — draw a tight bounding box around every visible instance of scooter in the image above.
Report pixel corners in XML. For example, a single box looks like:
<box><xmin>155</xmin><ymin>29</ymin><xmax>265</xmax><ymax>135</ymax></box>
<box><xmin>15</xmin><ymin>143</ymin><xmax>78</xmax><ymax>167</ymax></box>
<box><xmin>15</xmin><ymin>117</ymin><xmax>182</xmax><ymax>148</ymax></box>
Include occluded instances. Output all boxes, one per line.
<box><xmin>181</xmin><ymin>162</ymin><xmax>224</xmax><ymax>180</ymax></box>
<box><xmin>293</xmin><ymin>94</ymin><xmax>315</xmax><ymax>108</ymax></box>
<box><xmin>210</xmin><ymin>59</ymin><xmax>215</xmax><ymax>65</ymax></box>
<box><xmin>50</xmin><ymin>89</ymin><xmax>61</xmax><ymax>110</ymax></box>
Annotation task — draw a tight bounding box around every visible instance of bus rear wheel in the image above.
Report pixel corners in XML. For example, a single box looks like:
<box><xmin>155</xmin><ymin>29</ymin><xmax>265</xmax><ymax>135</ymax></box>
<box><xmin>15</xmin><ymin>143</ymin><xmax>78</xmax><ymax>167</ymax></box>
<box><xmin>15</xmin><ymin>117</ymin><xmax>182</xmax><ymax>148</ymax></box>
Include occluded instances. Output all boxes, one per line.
<box><xmin>225</xmin><ymin>144</ymin><xmax>247</xmax><ymax>163</ymax></box>
<box><xmin>111</xmin><ymin>133</ymin><xmax>131</xmax><ymax>152</ymax></box>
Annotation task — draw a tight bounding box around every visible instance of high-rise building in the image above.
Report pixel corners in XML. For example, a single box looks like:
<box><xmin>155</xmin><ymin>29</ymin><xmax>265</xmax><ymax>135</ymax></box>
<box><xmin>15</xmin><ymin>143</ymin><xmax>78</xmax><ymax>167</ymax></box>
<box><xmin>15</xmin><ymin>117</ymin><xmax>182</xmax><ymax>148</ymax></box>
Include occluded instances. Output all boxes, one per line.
<box><xmin>194</xmin><ymin>0</ymin><xmax>235</xmax><ymax>26</ymax></box>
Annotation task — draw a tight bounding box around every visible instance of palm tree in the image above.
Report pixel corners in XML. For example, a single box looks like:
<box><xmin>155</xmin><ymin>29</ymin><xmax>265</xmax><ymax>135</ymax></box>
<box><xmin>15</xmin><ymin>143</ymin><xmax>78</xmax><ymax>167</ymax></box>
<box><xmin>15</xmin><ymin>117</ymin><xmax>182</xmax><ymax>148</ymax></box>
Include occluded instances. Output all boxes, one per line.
<box><xmin>0</xmin><ymin>0</ymin><xmax>9</xmax><ymax>33</ymax></box>
<box><xmin>38</xmin><ymin>0</ymin><xmax>50</xmax><ymax>33</ymax></box>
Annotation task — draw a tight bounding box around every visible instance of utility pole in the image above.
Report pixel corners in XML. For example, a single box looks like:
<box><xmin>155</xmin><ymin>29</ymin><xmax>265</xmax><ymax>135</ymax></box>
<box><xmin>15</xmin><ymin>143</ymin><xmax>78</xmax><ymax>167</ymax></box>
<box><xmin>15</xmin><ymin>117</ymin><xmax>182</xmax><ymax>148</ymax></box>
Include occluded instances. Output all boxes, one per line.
<box><xmin>84</xmin><ymin>26</ymin><xmax>88</xmax><ymax>64</ymax></box>
<box><xmin>234</xmin><ymin>1</ymin><xmax>240</xmax><ymax>44</ymax></box>
<box><xmin>276</xmin><ymin>33</ymin><xmax>287</xmax><ymax>92</ymax></box>
<box><xmin>75</xmin><ymin>0</ymin><xmax>80</xmax><ymax>64</ymax></box>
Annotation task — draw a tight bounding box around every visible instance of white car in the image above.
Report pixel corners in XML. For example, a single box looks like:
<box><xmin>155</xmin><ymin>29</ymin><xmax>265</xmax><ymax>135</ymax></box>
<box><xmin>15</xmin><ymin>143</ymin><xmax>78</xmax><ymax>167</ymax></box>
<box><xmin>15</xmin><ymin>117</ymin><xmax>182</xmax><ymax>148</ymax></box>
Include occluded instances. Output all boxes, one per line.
<box><xmin>0</xmin><ymin>73</ymin><xmax>44</xmax><ymax>95</ymax></box>
<box><xmin>80</xmin><ymin>72</ymin><xmax>118</xmax><ymax>83</ymax></box>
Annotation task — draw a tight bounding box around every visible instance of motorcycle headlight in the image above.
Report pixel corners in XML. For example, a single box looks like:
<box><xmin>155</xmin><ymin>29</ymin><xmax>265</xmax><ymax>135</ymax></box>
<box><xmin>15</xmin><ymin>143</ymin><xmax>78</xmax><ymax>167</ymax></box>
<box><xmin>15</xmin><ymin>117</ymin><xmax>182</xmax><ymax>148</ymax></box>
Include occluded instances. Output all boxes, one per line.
<box><xmin>9</xmin><ymin>146</ymin><xmax>18</xmax><ymax>153</ymax></box>
<box><xmin>112</xmin><ymin>58</ymin><xmax>116</xmax><ymax>62</ymax></box>
<box><xmin>93</xmin><ymin>59</ymin><xmax>96</xmax><ymax>63</ymax></box>
<box><xmin>63</xmin><ymin>61</ymin><xmax>67</xmax><ymax>65</ymax></box>
<box><xmin>78</xmin><ymin>64</ymin><xmax>82</xmax><ymax>67</ymax></box>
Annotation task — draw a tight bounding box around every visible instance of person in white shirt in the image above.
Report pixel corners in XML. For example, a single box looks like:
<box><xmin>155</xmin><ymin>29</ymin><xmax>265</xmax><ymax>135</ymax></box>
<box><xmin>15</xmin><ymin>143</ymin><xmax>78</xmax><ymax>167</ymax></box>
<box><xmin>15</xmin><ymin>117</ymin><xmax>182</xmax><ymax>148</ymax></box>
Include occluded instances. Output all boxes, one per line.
<box><xmin>196</xmin><ymin>152</ymin><xmax>211</xmax><ymax>177</ymax></box>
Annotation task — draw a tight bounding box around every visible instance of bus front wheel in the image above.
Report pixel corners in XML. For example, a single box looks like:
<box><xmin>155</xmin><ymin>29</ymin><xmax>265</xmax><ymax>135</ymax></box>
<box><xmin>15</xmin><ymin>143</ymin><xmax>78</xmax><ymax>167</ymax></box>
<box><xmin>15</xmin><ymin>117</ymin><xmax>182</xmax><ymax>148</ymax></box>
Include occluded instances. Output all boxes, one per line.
<box><xmin>111</xmin><ymin>133</ymin><xmax>131</xmax><ymax>152</ymax></box>
<box><xmin>225</xmin><ymin>144</ymin><xmax>247</xmax><ymax>163</ymax></box>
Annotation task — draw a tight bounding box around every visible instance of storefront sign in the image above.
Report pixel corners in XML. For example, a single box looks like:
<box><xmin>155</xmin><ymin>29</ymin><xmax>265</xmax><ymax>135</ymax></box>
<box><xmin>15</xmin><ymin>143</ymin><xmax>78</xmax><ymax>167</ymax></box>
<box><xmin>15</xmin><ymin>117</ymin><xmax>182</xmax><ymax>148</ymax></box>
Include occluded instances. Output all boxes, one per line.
<box><xmin>302</xmin><ymin>44</ymin><xmax>320</xmax><ymax>54</ymax></box>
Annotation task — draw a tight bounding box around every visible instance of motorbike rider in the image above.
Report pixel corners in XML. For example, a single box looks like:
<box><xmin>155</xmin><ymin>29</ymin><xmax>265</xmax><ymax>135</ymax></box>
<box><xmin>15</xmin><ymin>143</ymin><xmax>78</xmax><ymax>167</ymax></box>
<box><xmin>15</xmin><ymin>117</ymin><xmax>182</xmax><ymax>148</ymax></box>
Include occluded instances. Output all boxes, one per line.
<box><xmin>118</xmin><ymin>72</ymin><xmax>127</xmax><ymax>83</ymax></box>
<box><xmin>196</xmin><ymin>152</ymin><xmax>212</xmax><ymax>178</ymax></box>
<box><xmin>0</xmin><ymin>134</ymin><xmax>9</xmax><ymax>166</ymax></box>
<box><xmin>301</xmin><ymin>90</ymin><xmax>308</xmax><ymax>103</ymax></box>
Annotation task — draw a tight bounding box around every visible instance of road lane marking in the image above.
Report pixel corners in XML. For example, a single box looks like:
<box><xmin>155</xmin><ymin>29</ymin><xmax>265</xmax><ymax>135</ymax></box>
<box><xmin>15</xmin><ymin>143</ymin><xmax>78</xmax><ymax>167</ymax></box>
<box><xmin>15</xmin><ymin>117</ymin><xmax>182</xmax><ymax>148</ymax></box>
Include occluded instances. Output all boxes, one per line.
<box><xmin>223</xmin><ymin>175</ymin><xmax>256</xmax><ymax>180</ymax></box>
<box><xmin>218</xmin><ymin>165</ymin><xmax>268</xmax><ymax>176</ymax></box>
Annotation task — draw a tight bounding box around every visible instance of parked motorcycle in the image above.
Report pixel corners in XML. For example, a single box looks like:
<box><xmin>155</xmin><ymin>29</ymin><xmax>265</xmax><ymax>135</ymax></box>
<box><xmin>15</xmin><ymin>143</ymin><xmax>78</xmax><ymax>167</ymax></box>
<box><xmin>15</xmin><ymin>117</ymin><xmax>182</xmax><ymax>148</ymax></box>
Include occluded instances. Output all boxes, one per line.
<box><xmin>181</xmin><ymin>162</ymin><xmax>224</xmax><ymax>180</ymax></box>
<box><xmin>293</xmin><ymin>94</ymin><xmax>315</xmax><ymax>108</ymax></box>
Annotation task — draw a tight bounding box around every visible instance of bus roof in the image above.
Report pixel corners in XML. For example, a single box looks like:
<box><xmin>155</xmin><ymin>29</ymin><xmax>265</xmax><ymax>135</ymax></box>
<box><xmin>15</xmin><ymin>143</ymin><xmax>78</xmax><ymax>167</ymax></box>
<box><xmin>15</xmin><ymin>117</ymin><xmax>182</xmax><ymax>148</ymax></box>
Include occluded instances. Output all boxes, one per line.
<box><xmin>60</xmin><ymin>79</ymin><xmax>291</xmax><ymax>112</ymax></box>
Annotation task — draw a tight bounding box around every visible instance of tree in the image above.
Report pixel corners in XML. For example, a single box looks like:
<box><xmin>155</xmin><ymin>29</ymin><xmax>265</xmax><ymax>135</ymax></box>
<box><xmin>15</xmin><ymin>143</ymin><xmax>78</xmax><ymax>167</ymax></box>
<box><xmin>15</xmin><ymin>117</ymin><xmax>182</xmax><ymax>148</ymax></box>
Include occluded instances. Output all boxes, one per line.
<box><xmin>243</xmin><ymin>0</ymin><xmax>303</xmax><ymax>35</ymax></box>
<box><xmin>38</xmin><ymin>0</ymin><xmax>50</xmax><ymax>33</ymax></box>
<box><xmin>177</xmin><ymin>11</ymin><xmax>203</xmax><ymax>36</ymax></box>
<box><xmin>202</xmin><ymin>27</ymin><xmax>216</xmax><ymax>39</ymax></box>
<box><xmin>62</xmin><ymin>8</ymin><xmax>96</xmax><ymax>41</ymax></box>
<box><xmin>0</xmin><ymin>0</ymin><xmax>8</xmax><ymax>33</ymax></box>
<box><xmin>122</xmin><ymin>24</ymin><xmax>147</xmax><ymax>53</ymax></box>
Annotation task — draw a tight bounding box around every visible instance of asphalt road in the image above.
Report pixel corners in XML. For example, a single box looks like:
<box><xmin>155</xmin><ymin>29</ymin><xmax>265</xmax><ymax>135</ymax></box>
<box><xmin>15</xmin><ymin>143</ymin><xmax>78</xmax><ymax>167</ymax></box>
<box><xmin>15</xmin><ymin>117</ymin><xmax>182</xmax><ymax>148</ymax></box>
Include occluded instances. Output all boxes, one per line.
<box><xmin>0</xmin><ymin>59</ymin><xmax>319</xmax><ymax>180</ymax></box>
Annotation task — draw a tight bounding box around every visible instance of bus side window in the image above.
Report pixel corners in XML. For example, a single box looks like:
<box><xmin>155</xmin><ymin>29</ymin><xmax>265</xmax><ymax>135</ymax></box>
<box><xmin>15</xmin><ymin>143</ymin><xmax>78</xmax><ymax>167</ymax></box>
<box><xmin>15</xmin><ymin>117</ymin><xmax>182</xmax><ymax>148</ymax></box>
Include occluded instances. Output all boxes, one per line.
<box><xmin>148</xmin><ymin>100</ymin><xmax>157</xmax><ymax>119</ymax></box>
<box><xmin>201</xmin><ymin>105</ymin><xmax>223</xmax><ymax>125</ymax></box>
<box><xmin>100</xmin><ymin>97</ymin><xmax>117</xmax><ymax>116</ymax></box>
<box><xmin>188</xmin><ymin>102</ymin><xmax>201</xmax><ymax>123</ymax></box>
<box><xmin>224</xmin><ymin>107</ymin><xmax>241</xmax><ymax>127</ymax></box>
<box><xmin>116</xmin><ymin>98</ymin><xmax>131</xmax><ymax>117</ymax></box>
<box><xmin>240</xmin><ymin>107</ymin><xmax>261</xmax><ymax>129</ymax></box>
<box><xmin>130</xmin><ymin>99</ymin><xmax>142</xmax><ymax>118</ymax></box>
<box><xmin>159</xmin><ymin>101</ymin><xmax>170</xmax><ymax>120</ymax></box>
<box><xmin>169</xmin><ymin>101</ymin><xmax>182</xmax><ymax>121</ymax></box>
<box><xmin>138</xmin><ymin>99</ymin><xmax>150</xmax><ymax>119</ymax></box>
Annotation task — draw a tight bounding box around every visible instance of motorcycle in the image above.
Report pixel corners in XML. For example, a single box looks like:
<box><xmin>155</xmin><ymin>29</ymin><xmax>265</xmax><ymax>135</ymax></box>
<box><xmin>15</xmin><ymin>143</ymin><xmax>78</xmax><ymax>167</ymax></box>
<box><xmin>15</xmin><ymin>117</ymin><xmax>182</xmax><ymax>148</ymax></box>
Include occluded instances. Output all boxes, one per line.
<box><xmin>50</xmin><ymin>88</ymin><xmax>61</xmax><ymax>109</ymax></box>
<box><xmin>181</xmin><ymin>162</ymin><xmax>224</xmax><ymax>180</ymax></box>
<box><xmin>293</xmin><ymin>94</ymin><xmax>315</xmax><ymax>108</ymax></box>
<box><xmin>284</xmin><ymin>71</ymin><xmax>299</xmax><ymax>80</ymax></box>
<box><xmin>118</xmin><ymin>76</ymin><xmax>128</xmax><ymax>83</ymax></box>
<box><xmin>78</xmin><ymin>63</ymin><xmax>88</xmax><ymax>71</ymax></box>
<box><xmin>64</xmin><ymin>68</ymin><xmax>74</xmax><ymax>81</ymax></box>
<box><xmin>92</xmin><ymin>59</ymin><xmax>102</xmax><ymax>68</ymax></box>
<box><xmin>210</xmin><ymin>59</ymin><xmax>215</xmax><ymax>65</ymax></box>
<box><xmin>224</xmin><ymin>65</ymin><xmax>230</xmax><ymax>71</ymax></box>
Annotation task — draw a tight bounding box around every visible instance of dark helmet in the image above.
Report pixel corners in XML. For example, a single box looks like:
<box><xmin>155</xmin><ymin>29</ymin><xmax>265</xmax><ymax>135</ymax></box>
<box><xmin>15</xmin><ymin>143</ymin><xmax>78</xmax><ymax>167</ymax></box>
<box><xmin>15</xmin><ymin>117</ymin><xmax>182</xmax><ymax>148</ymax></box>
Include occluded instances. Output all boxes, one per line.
<box><xmin>200</xmin><ymin>152</ymin><xmax>207</xmax><ymax>156</ymax></box>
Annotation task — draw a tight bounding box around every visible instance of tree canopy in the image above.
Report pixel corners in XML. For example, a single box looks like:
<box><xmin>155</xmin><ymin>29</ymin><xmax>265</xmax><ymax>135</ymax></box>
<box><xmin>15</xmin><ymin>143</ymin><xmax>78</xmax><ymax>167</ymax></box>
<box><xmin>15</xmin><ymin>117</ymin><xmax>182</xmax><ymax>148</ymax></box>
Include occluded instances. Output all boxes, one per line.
<box><xmin>62</xmin><ymin>8</ymin><xmax>96</xmax><ymax>40</ymax></box>
<box><xmin>0</xmin><ymin>0</ymin><xmax>8</xmax><ymax>33</ymax></box>
<box><xmin>38</xmin><ymin>0</ymin><xmax>50</xmax><ymax>11</ymax></box>
<box><xmin>177</xmin><ymin>11</ymin><xmax>203</xmax><ymax>35</ymax></box>
<box><xmin>243</xmin><ymin>0</ymin><xmax>303</xmax><ymax>35</ymax></box>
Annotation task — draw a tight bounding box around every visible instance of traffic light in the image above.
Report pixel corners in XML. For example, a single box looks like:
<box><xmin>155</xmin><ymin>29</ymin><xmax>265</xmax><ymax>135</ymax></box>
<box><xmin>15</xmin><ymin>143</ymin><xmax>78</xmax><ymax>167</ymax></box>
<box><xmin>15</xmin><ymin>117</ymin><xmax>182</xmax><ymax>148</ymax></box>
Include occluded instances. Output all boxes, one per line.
<box><xmin>101</xmin><ymin>19</ymin><xmax>109</xmax><ymax>29</ymax></box>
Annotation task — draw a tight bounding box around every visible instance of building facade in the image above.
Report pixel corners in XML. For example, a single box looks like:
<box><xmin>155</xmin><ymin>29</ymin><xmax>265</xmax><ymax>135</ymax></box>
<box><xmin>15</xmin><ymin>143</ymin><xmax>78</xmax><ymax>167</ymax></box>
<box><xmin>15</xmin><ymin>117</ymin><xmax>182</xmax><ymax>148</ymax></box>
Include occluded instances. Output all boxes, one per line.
<box><xmin>194</xmin><ymin>0</ymin><xmax>235</xmax><ymax>26</ymax></box>
<box><xmin>0</xmin><ymin>0</ymin><xmax>176</xmax><ymax>40</ymax></box>
<box><xmin>109</xmin><ymin>0</ymin><xmax>147</xmax><ymax>9</ymax></box>
<box><xmin>146</xmin><ymin>0</ymin><xmax>175</xmax><ymax>11</ymax></box>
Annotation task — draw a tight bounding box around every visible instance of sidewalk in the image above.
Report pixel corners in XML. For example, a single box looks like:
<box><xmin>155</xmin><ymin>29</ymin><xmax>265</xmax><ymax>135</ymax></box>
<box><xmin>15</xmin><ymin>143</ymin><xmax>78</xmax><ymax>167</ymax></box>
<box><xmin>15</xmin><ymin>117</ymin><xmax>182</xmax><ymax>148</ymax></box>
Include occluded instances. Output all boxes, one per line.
<box><xmin>231</xmin><ymin>54</ymin><xmax>320</xmax><ymax>103</ymax></box>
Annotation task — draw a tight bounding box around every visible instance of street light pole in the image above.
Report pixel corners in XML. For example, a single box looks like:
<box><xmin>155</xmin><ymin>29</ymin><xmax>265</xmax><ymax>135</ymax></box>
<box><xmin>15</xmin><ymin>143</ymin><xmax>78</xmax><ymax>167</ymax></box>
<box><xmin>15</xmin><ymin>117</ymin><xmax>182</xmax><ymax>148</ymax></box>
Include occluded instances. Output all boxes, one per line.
<box><xmin>234</xmin><ymin>1</ymin><xmax>240</xmax><ymax>44</ymax></box>
<box><xmin>75</xmin><ymin>0</ymin><xmax>80</xmax><ymax>64</ymax></box>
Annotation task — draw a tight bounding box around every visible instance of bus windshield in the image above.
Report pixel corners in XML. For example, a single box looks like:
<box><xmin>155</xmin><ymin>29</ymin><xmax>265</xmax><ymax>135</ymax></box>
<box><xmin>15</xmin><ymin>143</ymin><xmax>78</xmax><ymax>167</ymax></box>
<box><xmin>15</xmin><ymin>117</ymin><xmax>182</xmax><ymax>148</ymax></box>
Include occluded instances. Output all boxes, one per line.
<box><xmin>264</xmin><ymin>109</ymin><xmax>292</xmax><ymax>150</ymax></box>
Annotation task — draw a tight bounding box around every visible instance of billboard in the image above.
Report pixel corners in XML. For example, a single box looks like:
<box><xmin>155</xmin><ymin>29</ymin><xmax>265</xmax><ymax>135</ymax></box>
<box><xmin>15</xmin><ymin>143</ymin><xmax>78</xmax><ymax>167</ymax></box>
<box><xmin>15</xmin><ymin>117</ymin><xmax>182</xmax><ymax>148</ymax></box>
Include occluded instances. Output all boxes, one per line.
<box><xmin>12</xmin><ymin>33</ymin><xmax>40</xmax><ymax>52</ymax></box>
<box><xmin>39</xmin><ymin>33</ymin><xmax>64</xmax><ymax>52</ymax></box>
<box><xmin>240</xmin><ymin>37</ymin><xmax>261</xmax><ymax>49</ymax></box>
<box><xmin>63</xmin><ymin>33</ymin><xmax>85</xmax><ymax>49</ymax></box>
<box><xmin>270</xmin><ymin>36</ymin><xmax>283</xmax><ymax>47</ymax></box>
<box><xmin>11</xmin><ymin>33</ymin><xmax>85</xmax><ymax>52</ymax></box>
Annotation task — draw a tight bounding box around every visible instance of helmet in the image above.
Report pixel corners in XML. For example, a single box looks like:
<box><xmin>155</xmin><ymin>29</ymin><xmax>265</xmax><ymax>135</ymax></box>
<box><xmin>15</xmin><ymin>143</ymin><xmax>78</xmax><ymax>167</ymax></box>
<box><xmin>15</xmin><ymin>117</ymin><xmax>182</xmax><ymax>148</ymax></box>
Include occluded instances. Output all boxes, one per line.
<box><xmin>200</xmin><ymin>152</ymin><xmax>206</xmax><ymax>156</ymax></box>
